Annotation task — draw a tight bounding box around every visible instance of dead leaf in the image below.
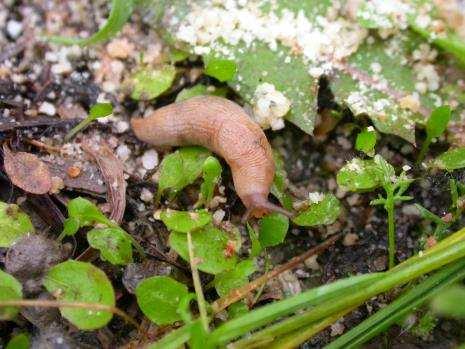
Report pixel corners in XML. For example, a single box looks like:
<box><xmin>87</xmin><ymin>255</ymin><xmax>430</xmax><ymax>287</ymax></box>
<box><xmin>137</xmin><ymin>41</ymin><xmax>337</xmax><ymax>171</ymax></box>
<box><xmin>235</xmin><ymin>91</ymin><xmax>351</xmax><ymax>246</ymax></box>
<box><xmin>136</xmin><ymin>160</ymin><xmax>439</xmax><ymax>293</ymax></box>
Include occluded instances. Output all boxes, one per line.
<box><xmin>3</xmin><ymin>144</ymin><xmax>52</xmax><ymax>194</ymax></box>
<box><xmin>43</xmin><ymin>158</ymin><xmax>106</xmax><ymax>194</ymax></box>
<box><xmin>82</xmin><ymin>140</ymin><xmax>127</xmax><ymax>224</ymax></box>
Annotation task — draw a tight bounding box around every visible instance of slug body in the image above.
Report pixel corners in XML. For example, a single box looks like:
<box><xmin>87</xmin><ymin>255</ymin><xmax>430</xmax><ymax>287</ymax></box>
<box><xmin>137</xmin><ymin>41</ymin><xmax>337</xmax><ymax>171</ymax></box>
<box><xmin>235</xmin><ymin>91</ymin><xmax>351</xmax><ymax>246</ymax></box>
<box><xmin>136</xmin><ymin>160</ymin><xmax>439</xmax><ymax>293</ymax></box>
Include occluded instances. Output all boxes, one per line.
<box><xmin>131</xmin><ymin>96</ymin><xmax>289</xmax><ymax>219</ymax></box>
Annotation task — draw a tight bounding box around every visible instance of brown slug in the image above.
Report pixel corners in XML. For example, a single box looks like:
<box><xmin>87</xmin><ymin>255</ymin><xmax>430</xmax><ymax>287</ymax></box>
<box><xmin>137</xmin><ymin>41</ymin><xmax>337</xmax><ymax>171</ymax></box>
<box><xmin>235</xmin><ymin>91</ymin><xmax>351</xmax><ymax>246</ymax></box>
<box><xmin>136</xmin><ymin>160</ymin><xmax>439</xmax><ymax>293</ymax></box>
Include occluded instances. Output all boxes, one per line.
<box><xmin>131</xmin><ymin>96</ymin><xmax>292</xmax><ymax>220</ymax></box>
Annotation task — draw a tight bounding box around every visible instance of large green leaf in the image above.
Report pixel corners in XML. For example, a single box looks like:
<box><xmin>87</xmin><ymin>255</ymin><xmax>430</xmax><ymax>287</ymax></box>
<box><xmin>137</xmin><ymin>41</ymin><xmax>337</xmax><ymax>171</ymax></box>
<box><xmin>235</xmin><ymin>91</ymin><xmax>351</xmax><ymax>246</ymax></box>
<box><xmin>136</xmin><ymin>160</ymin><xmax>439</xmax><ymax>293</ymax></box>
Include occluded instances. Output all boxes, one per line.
<box><xmin>135</xmin><ymin>276</ymin><xmax>189</xmax><ymax>325</ymax></box>
<box><xmin>44</xmin><ymin>261</ymin><xmax>115</xmax><ymax>330</ymax></box>
<box><xmin>169</xmin><ymin>224</ymin><xmax>237</xmax><ymax>274</ymax></box>
<box><xmin>331</xmin><ymin>35</ymin><xmax>439</xmax><ymax>143</ymax></box>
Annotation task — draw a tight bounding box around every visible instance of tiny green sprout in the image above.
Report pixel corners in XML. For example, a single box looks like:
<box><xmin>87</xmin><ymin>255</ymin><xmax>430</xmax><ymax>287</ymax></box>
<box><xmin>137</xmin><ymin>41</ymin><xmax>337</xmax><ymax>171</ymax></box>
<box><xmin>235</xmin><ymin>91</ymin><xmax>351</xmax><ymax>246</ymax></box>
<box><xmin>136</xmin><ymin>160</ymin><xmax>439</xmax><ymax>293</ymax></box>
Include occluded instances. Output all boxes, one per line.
<box><xmin>64</xmin><ymin>103</ymin><xmax>113</xmax><ymax>142</ymax></box>
<box><xmin>355</xmin><ymin>127</ymin><xmax>377</xmax><ymax>157</ymax></box>
<box><xmin>338</xmin><ymin>155</ymin><xmax>413</xmax><ymax>269</ymax></box>
<box><xmin>417</xmin><ymin>106</ymin><xmax>451</xmax><ymax>164</ymax></box>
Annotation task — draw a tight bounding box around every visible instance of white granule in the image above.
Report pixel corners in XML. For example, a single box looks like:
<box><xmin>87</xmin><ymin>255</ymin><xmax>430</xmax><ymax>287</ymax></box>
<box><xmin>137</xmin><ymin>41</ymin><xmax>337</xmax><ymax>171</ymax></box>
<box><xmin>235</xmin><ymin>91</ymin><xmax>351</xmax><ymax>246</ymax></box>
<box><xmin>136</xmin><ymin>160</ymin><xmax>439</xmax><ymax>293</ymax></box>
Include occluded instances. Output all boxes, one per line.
<box><xmin>308</xmin><ymin>192</ymin><xmax>325</xmax><ymax>204</ymax></box>
<box><xmin>402</xmin><ymin>165</ymin><xmax>411</xmax><ymax>172</ymax></box>
<box><xmin>114</xmin><ymin>120</ymin><xmax>130</xmax><ymax>134</ymax></box>
<box><xmin>370</xmin><ymin>62</ymin><xmax>382</xmax><ymax>73</ymax></box>
<box><xmin>413</xmin><ymin>63</ymin><xmax>440</xmax><ymax>92</ymax></box>
<box><xmin>346</xmin><ymin>159</ymin><xmax>363</xmax><ymax>172</ymax></box>
<box><xmin>38</xmin><ymin>102</ymin><xmax>56</xmax><ymax>116</ymax></box>
<box><xmin>251</xmin><ymin>83</ymin><xmax>290</xmax><ymax>130</ymax></box>
<box><xmin>367</xmin><ymin>126</ymin><xmax>375</xmax><ymax>131</ymax></box>
<box><xmin>213</xmin><ymin>209</ymin><xmax>226</xmax><ymax>224</ymax></box>
<box><xmin>140</xmin><ymin>188</ymin><xmax>154</xmax><ymax>202</ymax></box>
<box><xmin>6</xmin><ymin>20</ymin><xmax>23</xmax><ymax>39</ymax></box>
<box><xmin>141</xmin><ymin>149</ymin><xmax>159</xmax><ymax>170</ymax></box>
<box><xmin>173</xmin><ymin>2</ymin><xmax>367</xmax><ymax>74</ymax></box>
<box><xmin>116</xmin><ymin>144</ymin><xmax>131</xmax><ymax>162</ymax></box>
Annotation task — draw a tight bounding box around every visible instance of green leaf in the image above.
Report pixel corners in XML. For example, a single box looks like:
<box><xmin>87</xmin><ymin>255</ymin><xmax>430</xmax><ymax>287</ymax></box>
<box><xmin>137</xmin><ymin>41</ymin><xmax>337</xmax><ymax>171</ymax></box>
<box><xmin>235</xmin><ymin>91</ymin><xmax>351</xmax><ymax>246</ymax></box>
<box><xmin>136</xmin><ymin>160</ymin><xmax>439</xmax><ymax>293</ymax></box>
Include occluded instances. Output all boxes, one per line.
<box><xmin>160</xmin><ymin>209</ymin><xmax>212</xmax><ymax>233</ymax></box>
<box><xmin>130</xmin><ymin>65</ymin><xmax>176</xmax><ymax>100</ymax></box>
<box><xmin>67</xmin><ymin>197</ymin><xmax>113</xmax><ymax>227</ymax></box>
<box><xmin>337</xmin><ymin>157</ymin><xmax>385</xmax><ymax>192</ymax></box>
<box><xmin>135</xmin><ymin>276</ymin><xmax>189</xmax><ymax>325</ymax></box>
<box><xmin>214</xmin><ymin>259</ymin><xmax>256</xmax><ymax>297</ymax></box>
<box><xmin>270</xmin><ymin>150</ymin><xmax>293</xmax><ymax>210</ymax></box>
<box><xmin>355</xmin><ymin>128</ymin><xmax>377</xmax><ymax>157</ymax></box>
<box><xmin>64</xmin><ymin>102</ymin><xmax>113</xmax><ymax>141</ymax></box>
<box><xmin>0</xmin><ymin>202</ymin><xmax>34</xmax><ymax>247</ymax></box>
<box><xmin>175</xmin><ymin>84</ymin><xmax>228</xmax><ymax>102</ymax></box>
<box><xmin>44</xmin><ymin>260</ymin><xmax>115</xmax><ymax>330</ymax></box>
<box><xmin>425</xmin><ymin>106</ymin><xmax>451</xmax><ymax>139</ymax></box>
<box><xmin>204</xmin><ymin>58</ymin><xmax>237</xmax><ymax>82</ymax></box>
<box><xmin>430</xmin><ymin>147</ymin><xmax>465</xmax><ymax>171</ymax></box>
<box><xmin>158</xmin><ymin>146</ymin><xmax>211</xmax><ymax>198</ymax></box>
<box><xmin>258</xmin><ymin>213</ymin><xmax>289</xmax><ymax>248</ymax></box>
<box><xmin>292</xmin><ymin>194</ymin><xmax>341</xmax><ymax>227</ymax></box>
<box><xmin>48</xmin><ymin>0</ymin><xmax>134</xmax><ymax>46</ymax></box>
<box><xmin>169</xmin><ymin>48</ymin><xmax>190</xmax><ymax>62</ymax></box>
<box><xmin>431</xmin><ymin>285</ymin><xmax>465</xmax><ymax>319</ymax></box>
<box><xmin>87</xmin><ymin>227</ymin><xmax>133</xmax><ymax>265</ymax></box>
<box><xmin>331</xmin><ymin>36</ymin><xmax>436</xmax><ymax>143</ymax></box>
<box><xmin>0</xmin><ymin>270</ymin><xmax>23</xmax><ymax>320</ymax></box>
<box><xmin>176</xmin><ymin>84</ymin><xmax>209</xmax><ymax>102</ymax></box>
<box><xmin>170</xmin><ymin>224</ymin><xmax>237</xmax><ymax>274</ymax></box>
<box><xmin>228</xmin><ymin>301</ymin><xmax>249</xmax><ymax>319</ymax></box>
<box><xmin>89</xmin><ymin>103</ymin><xmax>113</xmax><ymax>121</ymax></box>
<box><xmin>6</xmin><ymin>333</ymin><xmax>30</xmax><ymax>349</ymax></box>
<box><xmin>199</xmin><ymin>156</ymin><xmax>222</xmax><ymax>206</ymax></box>
<box><xmin>61</xmin><ymin>217</ymin><xmax>80</xmax><ymax>237</ymax></box>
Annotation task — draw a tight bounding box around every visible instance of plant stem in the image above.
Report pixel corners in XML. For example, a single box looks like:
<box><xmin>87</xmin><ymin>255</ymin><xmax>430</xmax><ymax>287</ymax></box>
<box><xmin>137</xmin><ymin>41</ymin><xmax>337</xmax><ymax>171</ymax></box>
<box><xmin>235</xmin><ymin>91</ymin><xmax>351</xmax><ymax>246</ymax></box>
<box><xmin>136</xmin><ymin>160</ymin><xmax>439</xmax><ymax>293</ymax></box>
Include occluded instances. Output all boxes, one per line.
<box><xmin>416</xmin><ymin>137</ymin><xmax>431</xmax><ymax>165</ymax></box>
<box><xmin>385</xmin><ymin>190</ymin><xmax>396</xmax><ymax>269</ymax></box>
<box><xmin>187</xmin><ymin>231</ymin><xmax>209</xmax><ymax>333</ymax></box>
<box><xmin>64</xmin><ymin>118</ymin><xmax>92</xmax><ymax>142</ymax></box>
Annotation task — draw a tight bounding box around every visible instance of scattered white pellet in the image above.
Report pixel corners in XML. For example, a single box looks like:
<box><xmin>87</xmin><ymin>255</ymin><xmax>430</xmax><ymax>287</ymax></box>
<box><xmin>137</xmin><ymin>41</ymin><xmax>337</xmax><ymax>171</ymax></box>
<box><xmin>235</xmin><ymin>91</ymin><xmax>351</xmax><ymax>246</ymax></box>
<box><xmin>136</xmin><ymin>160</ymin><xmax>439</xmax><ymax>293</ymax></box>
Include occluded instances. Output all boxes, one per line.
<box><xmin>141</xmin><ymin>149</ymin><xmax>159</xmax><ymax>170</ymax></box>
<box><xmin>140</xmin><ymin>188</ymin><xmax>154</xmax><ymax>202</ymax></box>
<box><xmin>116</xmin><ymin>144</ymin><xmax>131</xmax><ymax>162</ymax></box>
<box><xmin>38</xmin><ymin>102</ymin><xmax>56</xmax><ymax>116</ymax></box>
<box><xmin>6</xmin><ymin>20</ymin><xmax>23</xmax><ymax>39</ymax></box>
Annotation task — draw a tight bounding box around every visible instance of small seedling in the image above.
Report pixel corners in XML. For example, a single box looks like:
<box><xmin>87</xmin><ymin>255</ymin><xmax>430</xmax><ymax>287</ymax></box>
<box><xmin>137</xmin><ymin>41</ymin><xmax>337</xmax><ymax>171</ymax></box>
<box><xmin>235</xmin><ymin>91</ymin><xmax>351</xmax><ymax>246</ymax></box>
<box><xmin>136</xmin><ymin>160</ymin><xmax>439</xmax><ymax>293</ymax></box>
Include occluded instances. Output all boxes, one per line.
<box><xmin>417</xmin><ymin>106</ymin><xmax>451</xmax><ymax>164</ymax></box>
<box><xmin>64</xmin><ymin>103</ymin><xmax>113</xmax><ymax>142</ymax></box>
<box><xmin>355</xmin><ymin>127</ymin><xmax>377</xmax><ymax>157</ymax></box>
<box><xmin>338</xmin><ymin>155</ymin><xmax>413</xmax><ymax>268</ymax></box>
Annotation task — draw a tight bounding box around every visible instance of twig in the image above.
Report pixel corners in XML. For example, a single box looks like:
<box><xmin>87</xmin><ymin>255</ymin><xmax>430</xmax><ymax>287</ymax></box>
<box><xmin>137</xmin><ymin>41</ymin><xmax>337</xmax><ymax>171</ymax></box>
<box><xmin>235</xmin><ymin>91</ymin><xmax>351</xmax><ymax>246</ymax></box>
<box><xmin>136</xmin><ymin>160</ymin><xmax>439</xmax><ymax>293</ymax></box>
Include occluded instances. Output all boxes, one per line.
<box><xmin>212</xmin><ymin>233</ymin><xmax>342</xmax><ymax>313</ymax></box>
<box><xmin>187</xmin><ymin>231</ymin><xmax>210</xmax><ymax>332</ymax></box>
<box><xmin>25</xmin><ymin>138</ymin><xmax>62</xmax><ymax>153</ymax></box>
<box><xmin>0</xmin><ymin>299</ymin><xmax>140</xmax><ymax>330</ymax></box>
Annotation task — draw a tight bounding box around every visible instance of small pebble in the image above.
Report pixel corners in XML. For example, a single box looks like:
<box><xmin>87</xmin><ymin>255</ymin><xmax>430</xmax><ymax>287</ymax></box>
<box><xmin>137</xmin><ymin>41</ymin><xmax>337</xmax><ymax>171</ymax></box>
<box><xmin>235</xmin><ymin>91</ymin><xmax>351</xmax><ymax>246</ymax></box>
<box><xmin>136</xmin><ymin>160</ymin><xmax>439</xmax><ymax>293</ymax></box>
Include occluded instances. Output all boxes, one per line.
<box><xmin>116</xmin><ymin>144</ymin><xmax>131</xmax><ymax>162</ymax></box>
<box><xmin>330</xmin><ymin>322</ymin><xmax>345</xmax><ymax>337</ymax></box>
<box><xmin>115</xmin><ymin>120</ymin><xmax>130</xmax><ymax>133</ymax></box>
<box><xmin>140</xmin><ymin>188</ymin><xmax>154</xmax><ymax>202</ymax></box>
<box><xmin>6</xmin><ymin>20</ymin><xmax>23</xmax><ymax>39</ymax></box>
<box><xmin>343</xmin><ymin>233</ymin><xmax>359</xmax><ymax>246</ymax></box>
<box><xmin>38</xmin><ymin>102</ymin><xmax>56</xmax><ymax>116</ymax></box>
<box><xmin>141</xmin><ymin>149</ymin><xmax>159</xmax><ymax>170</ymax></box>
<box><xmin>213</xmin><ymin>209</ymin><xmax>225</xmax><ymax>224</ymax></box>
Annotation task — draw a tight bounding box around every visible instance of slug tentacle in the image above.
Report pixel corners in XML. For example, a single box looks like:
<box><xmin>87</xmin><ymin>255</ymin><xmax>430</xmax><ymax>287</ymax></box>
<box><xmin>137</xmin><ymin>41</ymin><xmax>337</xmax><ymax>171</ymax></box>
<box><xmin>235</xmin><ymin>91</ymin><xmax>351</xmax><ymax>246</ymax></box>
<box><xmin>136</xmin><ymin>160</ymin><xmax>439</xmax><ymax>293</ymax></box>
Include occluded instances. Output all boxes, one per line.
<box><xmin>131</xmin><ymin>96</ymin><xmax>293</xmax><ymax>219</ymax></box>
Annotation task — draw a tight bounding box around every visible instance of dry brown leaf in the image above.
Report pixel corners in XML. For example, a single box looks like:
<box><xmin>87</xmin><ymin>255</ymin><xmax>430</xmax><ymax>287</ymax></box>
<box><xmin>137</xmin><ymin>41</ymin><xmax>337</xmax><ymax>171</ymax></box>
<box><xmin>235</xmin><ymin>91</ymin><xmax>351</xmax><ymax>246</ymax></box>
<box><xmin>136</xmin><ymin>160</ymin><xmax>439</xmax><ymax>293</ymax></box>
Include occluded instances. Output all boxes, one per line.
<box><xmin>3</xmin><ymin>144</ymin><xmax>52</xmax><ymax>194</ymax></box>
<box><xmin>82</xmin><ymin>140</ymin><xmax>127</xmax><ymax>224</ymax></box>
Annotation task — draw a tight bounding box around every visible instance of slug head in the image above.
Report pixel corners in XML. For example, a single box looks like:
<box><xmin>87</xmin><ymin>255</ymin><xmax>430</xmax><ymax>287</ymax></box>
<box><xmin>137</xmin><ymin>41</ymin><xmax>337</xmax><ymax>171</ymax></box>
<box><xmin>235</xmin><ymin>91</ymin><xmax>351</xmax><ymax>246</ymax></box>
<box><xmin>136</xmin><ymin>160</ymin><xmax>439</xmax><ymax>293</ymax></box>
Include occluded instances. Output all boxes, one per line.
<box><xmin>241</xmin><ymin>193</ymin><xmax>293</xmax><ymax>223</ymax></box>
